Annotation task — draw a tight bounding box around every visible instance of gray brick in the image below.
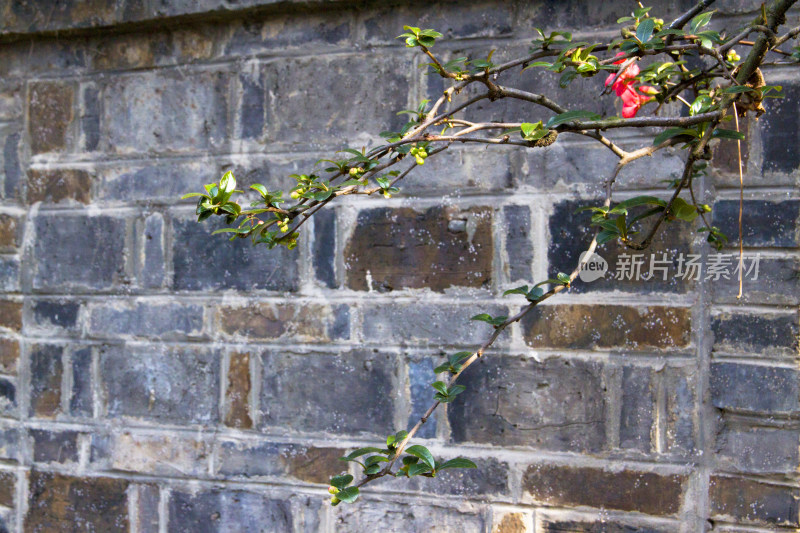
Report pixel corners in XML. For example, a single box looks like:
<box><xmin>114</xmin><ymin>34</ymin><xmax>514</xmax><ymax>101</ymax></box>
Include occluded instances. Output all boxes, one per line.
<box><xmin>258</xmin><ymin>350</ymin><xmax>397</xmax><ymax>436</ymax></box>
<box><xmin>1</xmin><ymin>128</ymin><xmax>21</xmax><ymax>200</ymax></box>
<box><xmin>393</xmin><ymin>457</ymin><xmax>509</xmax><ymax>497</ymax></box>
<box><xmin>33</xmin><ymin>215</ymin><xmax>127</xmax><ymax>291</ymax></box>
<box><xmin>538</xmin><ymin>518</ymin><xmax>672</xmax><ymax>533</ymax></box>
<box><xmin>80</xmin><ymin>84</ymin><xmax>101</xmax><ymax>151</ymax></box>
<box><xmin>448</xmin><ymin>356</ymin><xmax>606</xmax><ymax>451</ymax></box>
<box><xmin>712</xmin><ymin>200</ymin><xmax>800</xmax><ymax>248</ymax></box>
<box><xmin>503</xmin><ymin>205</ymin><xmax>533</xmax><ymax>283</ymax></box>
<box><xmin>619</xmin><ymin>366</ymin><xmax>653</xmax><ymax>452</ymax></box>
<box><xmin>142</xmin><ymin>213</ymin><xmax>165</xmax><ymax>289</ymax></box>
<box><xmin>216</xmin><ymin>302</ymin><xmax>347</xmax><ymax>342</ymax></box>
<box><xmin>0</xmin><ymin>377</ymin><xmax>15</xmax><ymax>417</ymax></box>
<box><xmin>312</xmin><ymin>208</ymin><xmax>336</xmax><ymax>288</ymax></box>
<box><xmin>99</xmin><ymin>161</ymin><xmax>217</xmax><ymax>202</ymax></box>
<box><xmin>408</xmin><ymin>359</ymin><xmax>436</xmax><ymax>439</ymax></box>
<box><xmin>710</xmin><ymin>475</ymin><xmax>799</xmax><ymax>527</ymax></box>
<box><xmin>0</xmin><ymin>425</ymin><xmax>20</xmax><ymax>462</ymax></box>
<box><xmin>716</xmin><ymin>423</ymin><xmax>799</xmax><ymax>474</ymax></box>
<box><xmin>760</xmin><ymin>81</ymin><xmax>800</xmax><ymax>173</ymax></box>
<box><xmin>31</xmin><ymin>429</ymin><xmax>79</xmax><ymax>464</ymax></box>
<box><xmin>400</xmin><ymin>148</ymin><xmax>512</xmax><ymax>194</ymax></box>
<box><xmin>100</xmin><ymin>69</ymin><xmax>228</xmax><ymax>154</ymax></box>
<box><xmin>238</xmin><ymin>70</ymin><xmax>267</xmax><ymax>140</ymax></box>
<box><xmin>99</xmin><ymin>345</ymin><xmax>219</xmax><ymax>424</ymax></box>
<box><xmin>711</xmin><ymin>255</ymin><xmax>800</xmax><ymax>305</ymax></box>
<box><xmin>169</xmin><ymin>489</ymin><xmax>292</xmax><ymax>532</ymax></box>
<box><xmin>91</xmin><ymin>432</ymin><xmax>209</xmax><ymax>477</ymax></box>
<box><xmin>663</xmin><ymin>366</ymin><xmax>696</xmax><ymax>454</ymax></box>
<box><xmin>362</xmin><ymin>302</ymin><xmax>508</xmax><ymax>347</ymax></box>
<box><xmin>88</xmin><ymin>301</ymin><xmax>204</xmax><ymax>340</ymax></box>
<box><xmin>216</xmin><ymin>440</ymin><xmax>343</xmax><ymax>484</ymax></box>
<box><xmin>0</xmin><ymin>256</ymin><xmax>19</xmax><ymax>292</ymax></box>
<box><xmin>0</xmin><ymin>80</ymin><xmax>21</xmax><ymax>120</ymax></box>
<box><xmin>330</xmin><ymin>502</ymin><xmax>485</xmax><ymax>532</ymax></box>
<box><xmin>69</xmin><ymin>347</ymin><xmax>92</xmax><ymax>417</ymax></box>
<box><xmin>225</xmin><ymin>10</ymin><xmax>352</xmax><ymax>55</ymax></box>
<box><xmin>712</xmin><ymin>311</ymin><xmax>798</xmax><ymax>358</ymax></box>
<box><xmin>710</xmin><ymin>362</ymin><xmax>799</xmax><ymax>414</ymax></box>
<box><xmin>31</xmin><ymin>300</ymin><xmax>80</xmax><ymax>332</ymax></box>
<box><xmin>172</xmin><ymin>216</ymin><xmax>299</xmax><ymax>292</ymax></box>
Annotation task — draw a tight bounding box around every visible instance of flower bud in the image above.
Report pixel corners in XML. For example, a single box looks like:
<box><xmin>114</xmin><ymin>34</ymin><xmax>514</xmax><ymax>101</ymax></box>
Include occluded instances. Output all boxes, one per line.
<box><xmin>328</xmin><ymin>486</ymin><xmax>339</xmax><ymax>495</ymax></box>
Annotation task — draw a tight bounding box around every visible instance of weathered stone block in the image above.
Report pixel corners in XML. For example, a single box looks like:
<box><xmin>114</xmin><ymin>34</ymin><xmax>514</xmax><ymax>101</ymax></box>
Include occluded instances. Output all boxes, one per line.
<box><xmin>0</xmin><ymin>214</ymin><xmax>19</xmax><ymax>250</ymax></box>
<box><xmin>362</xmin><ymin>302</ymin><xmax>508</xmax><ymax>346</ymax></box>
<box><xmin>26</xmin><ymin>471</ymin><xmax>128</xmax><ymax>532</ymax></box>
<box><xmin>330</xmin><ymin>501</ymin><xmax>486</xmax><ymax>532</ymax></box>
<box><xmin>258</xmin><ymin>350</ymin><xmax>396</xmax><ymax>436</ymax></box>
<box><xmin>80</xmin><ymin>83</ymin><xmax>101</xmax><ymax>151</ymax></box>
<box><xmin>344</xmin><ymin>206</ymin><xmax>493</xmax><ymax>292</ymax></box>
<box><xmin>88</xmin><ymin>301</ymin><xmax>204</xmax><ymax>340</ymax></box>
<box><xmin>393</xmin><ymin>457</ymin><xmax>509</xmax><ymax>497</ymax></box>
<box><xmin>663</xmin><ymin>366</ymin><xmax>696</xmax><ymax>454</ymax></box>
<box><xmin>0</xmin><ymin>470</ymin><xmax>14</xmax><ymax>507</ymax></box>
<box><xmin>28</xmin><ymin>81</ymin><xmax>74</xmax><ymax>154</ymax></box>
<box><xmin>503</xmin><ymin>205</ymin><xmax>533</xmax><ymax>284</ymax></box>
<box><xmin>29</xmin><ymin>344</ymin><xmax>63</xmax><ymax>418</ymax></box>
<box><xmin>99</xmin><ymin>345</ymin><xmax>219</xmax><ymax>424</ymax></box>
<box><xmin>408</xmin><ymin>359</ymin><xmax>436</xmax><ymax>439</ymax></box>
<box><xmin>400</xmin><ymin>148</ymin><xmax>513</xmax><ymax>194</ymax></box>
<box><xmin>172</xmin><ymin>216</ymin><xmax>299</xmax><ymax>292</ymax></box>
<box><xmin>100</xmin><ymin>69</ymin><xmax>228</xmax><ymax>154</ymax></box>
<box><xmin>98</xmin><ymin>160</ymin><xmax>217</xmax><ymax>202</ymax></box>
<box><xmin>216</xmin><ymin>439</ymin><xmax>343</xmax><ymax>484</ymax></box>
<box><xmin>522</xmin><ymin>304</ymin><xmax>691</xmax><ymax>351</ymax></box>
<box><xmin>523</xmin><ymin>464</ymin><xmax>686</xmax><ymax>516</ymax></box>
<box><xmin>0</xmin><ymin>300</ymin><xmax>21</xmax><ymax>332</ymax></box>
<box><xmin>716</xmin><ymin>423</ymin><xmax>799</xmax><ymax>474</ymax></box>
<box><xmin>169</xmin><ymin>489</ymin><xmax>292</xmax><ymax>532</ymax></box>
<box><xmin>448</xmin><ymin>356</ymin><xmax>606</xmax><ymax>451</ymax></box>
<box><xmin>710</xmin><ymin>475</ymin><xmax>799</xmax><ymax>527</ymax></box>
<box><xmin>712</xmin><ymin>310</ymin><xmax>799</xmax><ymax>358</ymax></box>
<box><xmin>619</xmin><ymin>366</ymin><xmax>653</xmax><ymax>452</ymax></box>
<box><xmin>313</xmin><ymin>207</ymin><xmax>336</xmax><ymax>288</ymax></box>
<box><xmin>225</xmin><ymin>10</ymin><xmax>352</xmax><ymax>56</ymax></box>
<box><xmin>0</xmin><ymin>256</ymin><xmax>19</xmax><ymax>292</ymax></box>
<box><xmin>238</xmin><ymin>69</ymin><xmax>267</xmax><ymax>140</ymax></box>
<box><xmin>31</xmin><ymin>429</ymin><xmax>79</xmax><ymax>464</ymax></box>
<box><xmin>27</xmin><ymin>168</ymin><xmax>91</xmax><ymax>204</ymax></box>
<box><xmin>0</xmin><ymin>337</ymin><xmax>18</xmax><ymax>374</ymax></box>
<box><xmin>710</xmin><ymin>362</ymin><xmax>799</xmax><ymax>414</ymax></box>
<box><xmin>216</xmin><ymin>302</ymin><xmax>348</xmax><ymax>342</ymax></box>
<box><xmin>0</xmin><ymin>425</ymin><xmax>20</xmax><ymax>463</ymax></box>
<box><xmin>760</xmin><ymin>81</ymin><xmax>800</xmax><ymax>173</ymax></box>
<box><xmin>91</xmin><ymin>432</ymin><xmax>209</xmax><ymax>477</ymax></box>
<box><xmin>711</xmin><ymin>255</ymin><xmax>800</xmax><ymax>305</ymax></box>
<box><xmin>0</xmin><ymin>377</ymin><xmax>15</xmax><ymax>417</ymax></box>
<box><xmin>141</xmin><ymin>213</ymin><xmax>165</xmax><ymax>289</ymax></box>
<box><xmin>33</xmin><ymin>215</ymin><xmax>127</xmax><ymax>291</ymax></box>
<box><xmin>2</xmin><ymin>129</ymin><xmax>21</xmax><ymax>199</ymax></box>
<box><xmin>224</xmin><ymin>352</ymin><xmax>252</xmax><ymax>429</ymax></box>
<box><xmin>712</xmin><ymin>200</ymin><xmax>800</xmax><ymax>248</ymax></box>
<box><xmin>70</xmin><ymin>346</ymin><xmax>92</xmax><ymax>417</ymax></box>
<box><xmin>538</xmin><ymin>518</ymin><xmax>672</xmax><ymax>533</ymax></box>
<box><xmin>31</xmin><ymin>300</ymin><xmax>80</xmax><ymax>333</ymax></box>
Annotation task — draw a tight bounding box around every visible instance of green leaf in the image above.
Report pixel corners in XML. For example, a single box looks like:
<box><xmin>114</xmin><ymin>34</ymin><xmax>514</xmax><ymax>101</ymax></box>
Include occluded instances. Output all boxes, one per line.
<box><xmin>633</xmin><ymin>6</ymin><xmax>651</xmax><ymax>18</ymax></box>
<box><xmin>364</xmin><ymin>455</ymin><xmax>389</xmax><ymax>466</ymax></box>
<box><xmin>364</xmin><ymin>464</ymin><xmax>381</xmax><ymax>475</ymax></box>
<box><xmin>448</xmin><ymin>384</ymin><xmax>466</xmax><ymax>397</ymax></box>
<box><xmin>219</xmin><ymin>171</ymin><xmax>236</xmax><ymax>194</ymax></box>
<box><xmin>336</xmin><ymin>486</ymin><xmax>359</xmax><ymax>503</ymax></box>
<box><xmin>503</xmin><ymin>285</ymin><xmax>530</xmax><ymax>297</ymax></box>
<box><xmin>405</xmin><ymin>445</ymin><xmax>435</xmax><ymax>470</ymax></box>
<box><xmin>470</xmin><ymin>313</ymin><xmax>493</xmax><ymax>323</ymax></box>
<box><xmin>653</xmin><ymin>127</ymin><xmax>696</xmax><ymax>145</ymax></box>
<box><xmin>636</xmin><ymin>18</ymin><xmax>655</xmax><ymax>43</ymax></box>
<box><xmin>330</xmin><ymin>474</ymin><xmax>353</xmax><ymax>489</ymax></box>
<box><xmin>614</xmin><ymin>195</ymin><xmax>667</xmax><ymax>209</ymax></box>
<box><xmin>431</xmin><ymin>381</ymin><xmax>448</xmax><ymax>395</ymax></box>
<box><xmin>526</xmin><ymin>287</ymin><xmax>545</xmax><ymax>301</ymax></box>
<box><xmin>522</xmin><ymin>61</ymin><xmax>554</xmax><ymax>71</ymax></box>
<box><xmin>313</xmin><ymin>190</ymin><xmax>334</xmax><ymax>202</ymax></box>
<box><xmin>556</xmin><ymin>272</ymin><xmax>571</xmax><ymax>285</ymax></box>
<box><xmin>181</xmin><ymin>192</ymin><xmax>209</xmax><ymax>200</ymax></box>
<box><xmin>670</xmin><ymin>197</ymin><xmax>699</xmax><ymax>221</ymax></box>
<box><xmin>387</xmin><ymin>430</ymin><xmax>407</xmax><ymax>448</ymax></box>
<box><xmin>406</xmin><ymin>462</ymin><xmax>432</xmax><ymax>477</ymax></box>
<box><xmin>436</xmin><ymin>457</ymin><xmax>477</xmax><ymax>471</ymax></box>
<box><xmin>617</xmin><ymin>16</ymin><xmax>633</xmax><ymax>23</ymax></box>
<box><xmin>546</xmin><ymin>110</ymin><xmax>601</xmax><ymax>129</ymax></box>
<box><xmin>211</xmin><ymin>227</ymin><xmax>249</xmax><ymax>235</ymax></box>
<box><xmin>340</xmin><ymin>447</ymin><xmax>385</xmax><ymax>462</ymax></box>
<box><xmin>597</xmin><ymin>229</ymin><xmax>620</xmax><ymax>244</ymax></box>
<box><xmin>689</xmin><ymin>11</ymin><xmax>713</xmax><ymax>33</ymax></box>
<box><xmin>450</xmin><ymin>351</ymin><xmax>471</xmax><ymax>365</ymax></box>
<box><xmin>712</xmin><ymin>128</ymin><xmax>745</xmax><ymax>140</ymax></box>
<box><xmin>558</xmin><ymin>70</ymin><xmax>578</xmax><ymax>88</ymax></box>
<box><xmin>250</xmin><ymin>184</ymin><xmax>268</xmax><ymax>197</ymax></box>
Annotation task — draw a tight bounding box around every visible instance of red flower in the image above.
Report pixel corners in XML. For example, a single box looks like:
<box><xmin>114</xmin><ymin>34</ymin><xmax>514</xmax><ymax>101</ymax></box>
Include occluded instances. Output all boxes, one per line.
<box><xmin>604</xmin><ymin>53</ymin><xmax>653</xmax><ymax>118</ymax></box>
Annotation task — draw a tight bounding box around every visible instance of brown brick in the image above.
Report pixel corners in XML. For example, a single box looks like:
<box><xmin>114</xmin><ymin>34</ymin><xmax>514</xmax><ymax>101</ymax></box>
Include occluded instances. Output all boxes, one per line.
<box><xmin>0</xmin><ymin>214</ymin><xmax>20</xmax><ymax>248</ymax></box>
<box><xmin>494</xmin><ymin>512</ymin><xmax>527</xmax><ymax>533</ymax></box>
<box><xmin>224</xmin><ymin>352</ymin><xmax>252</xmax><ymax>429</ymax></box>
<box><xmin>522</xmin><ymin>464</ymin><xmax>686</xmax><ymax>516</ymax></box>
<box><xmin>344</xmin><ymin>206</ymin><xmax>493</xmax><ymax>292</ymax></box>
<box><xmin>26</xmin><ymin>471</ymin><xmax>128</xmax><ymax>532</ymax></box>
<box><xmin>29</xmin><ymin>344</ymin><xmax>63</xmax><ymax>418</ymax></box>
<box><xmin>0</xmin><ymin>337</ymin><xmax>18</xmax><ymax>374</ymax></box>
<box><xmin>710</xmin><ymin>475</ymin><xmax>799</xmax><ymax>527</ymax></box>
<box><xmin>0</xmin><ymin>300</ymin><xmax>21</xmax><ymax>331</ymax></box>
<box><xmin>0</xmin><ymin>470</ymin><xmax>14</xmax><ymax>507</ymax></box>
<box><xmin>28</xmin><ymin>82</ymin><xmax>74</xmax><ymax>154</ymax></box>
<box><xmin>217</xmin><ymin>303</ymin><xmax>348</xmax><ymax>342</ymax></box>
<box><xmin>92</xmin><ymin>34</ymin><xmax>162</xmax><ymax>70</ymax></box>
<box><xmin>27</xmin><ymin>169</ymin><xmax>91</xmax><ymax>204</ymax></box>
<box><xmin>286</xmin><ymin>446</ymin><xmax>344</xmax><ymax>484</ymax></box>
<box><xmin>522</xmin><ymin>304</ymin><xmax>691</xmax><ymax>350</ymax></box>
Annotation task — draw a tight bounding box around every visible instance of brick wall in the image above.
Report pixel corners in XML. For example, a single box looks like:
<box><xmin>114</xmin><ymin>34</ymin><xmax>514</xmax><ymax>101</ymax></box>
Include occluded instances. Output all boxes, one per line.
<box><xmin>0</xmin><ymin>1</ymin><xmax>798</xmax><ymax>531</ymax></box>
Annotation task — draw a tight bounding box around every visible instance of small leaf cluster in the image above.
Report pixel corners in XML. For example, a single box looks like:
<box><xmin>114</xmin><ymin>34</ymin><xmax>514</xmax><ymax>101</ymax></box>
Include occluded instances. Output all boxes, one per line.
<box><xmin>398</xmin><ymin>26</ymin><xmax>443</xmax><ymax>48</ymax></box>
<box><xmin>430</xmin><ymin>380</ymin><xmax>465</xmax><ymax>403</ymax></box>
<box><xmin>433</xmin><ymin>351</ymin><xmax>472</xmax><ymax>374</ymax></box>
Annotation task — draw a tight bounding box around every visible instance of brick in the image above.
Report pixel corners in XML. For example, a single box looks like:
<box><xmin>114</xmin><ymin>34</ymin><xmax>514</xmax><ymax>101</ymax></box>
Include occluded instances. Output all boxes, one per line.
<box><xmin>493</xmin><ymin>511</ymin><xmax>530</xmax><ymax>533</ymax></box>
<box><xmin>0</xmin><ymin>300</ymin><xmax>21</xmax><ymax>331</ymax></box>
<box><xmin>3</xmin><ymin>0</ymin><xmax>116</xmax><ymax>34</ymax></box>
<box><xmin>712</xmin><ymin>310</ymin><xmax>799</xmax><ymax>358</ymax></box>
<box><xmin>99</xmin><ymin>160</ymin><xmax>217</xmax><ymax>202</ymax></box>
<box><xmin>0</xmin><ymin>80</ymin><xmax>21</xmax><ymax>120</ymax></box>
<box><xmin>663</xmin><ymin>366</ymin><xmax>695</xmax><ymax>454</ymax></box>
<box><xmin>169</xmin><ymin>489</ymin><xmax>292</xmax><ymax>532</ymax></box>
<box><xmin>91</xmin><ymin>432</ymin><xmax>209</xmax><ymax>477</ymax></box>
<box><xmin>26</xmin><ymin>168</ymin><xmax>91</xmax><ymax>204</ymax></box>
<box><xmin>172</xmin><ymin>216</ymin><xmax>299</xmax><ymax>292</ymax></box>
<box><xmin>29</xmin><ymin>344</ymin><xmax>63</xmax><ymax>418</ymax></box>
<box><xmin>173</xmin><ymin>25</ymin><xmax>217</xmax><ymax>62</ymax></box>
<box><xmin>217</xmin><ymin>302</ymin><xmax>348</xmax><ymax>342</ymax></box>
<box><xmin>0</xmin><ymin>377</ymin><xmax>14</xmax><ymax>416</ymax></box>
<box><xmin>0</xmin><ymin>471</ymin><xmax>14</xmax><ymax>507</ymax></box>
<box><xmin>400</xmin><ymin>148</ymin><xmax>512</xmax><ymax>194</ymax></box>
<box><xmin>99</xmin><ymin>345</ymin><xmax>219</xmax><ymax>425</ymax></box>
<box><xmin>91</xmin><ymin>33</ymin><xmax>165</xmax><ymax>71</ymax></box>
<box><xmin>224</xmin><ymin>352</ymin><xmax>252</xmax><ymax>429</ymax></box>
<box><xmin>344</xmin><ymin>206</ymin><xmax>493</xmax><ymax>292</ymax></box>
<box><xmin>548</xmin><ymin>198</ymin><xmax>694</xmax><ymax>294</ymax></box>
<box><xmin>313</xmin><ymin>208</ymin><xmax>336</xmax><ymax>288</ymax></box>
<box><xmin>523</xmin><ymin>464</ymin><xmax>686</xmax><ymax>516</ymax></box>
<box><xmin>619</xmin><ymin>366</ymin><xmax>653</xmax><ymax>452</ymax></box>
<box><xmin>80</xmin><ymin>84</ymin><xmax>101</xmax><ymax>151</ymax></box>
<box><xmin>396</xmin><ymin>457</ymin><xmax>509</xmax><ymax>497</ymax></box>
<box><xmin>538</xmin><ymin>518</ymin><xmax>671</xmax><ymax>533</ymax></box>
<box><xmin>0</xmin><ymin>256</ymin><xmax>18</xmax><ymax>292</ymax></box>
<box><xmin>331</xmin><ymin>502</ymin><xmax>486</xmax><ymax>531</ymax></box>
<box><xmin>258</xmin><ymin>350</ymin><xmax>396</xmax><ymax>435</ymax></box>
<box><xmin>226</xmin><ymin>10</ymin><xmax>352</xmax><ymax>55</ymax></box>
<box><xmin>216</xmin><ymin>440</ymin><xmax>343</xmax><ymax>483</ymax></box>
<box><xmin>0</xmin><ymin>214</ymin><xmax>19</xmax><ymax>249</ymax></box>
<box><xmin>448</xmin><ymin>356</ymin><xmax>606</xmax><ymax>451</ymax></box>
<box><xmin>88</xmin><ymin>301</ymin><xmax>204</xmax><ymax>340</ymax></box>
<box><xmin>33</xmin><ymin>215</ymin><xmax>127</xmax><ymax>291</ymax></box>
<box><xmin>28</xmin><ymin>81</ymin><xmax>74</xmax><ymax>154</ymax></box>
<box><xmin>710</xmin><ymin>362</ymin><xmax>799</xmax><ymax>414</ymax></box>
<box><xmin>141</xmin><ymin>213</ymin><xmax>165</xmax><ymax>289</ymax></box>
<box><xmin>2</xmin><ymin>130</ymin><xmax>22</xmax><ymax>199</ymax></box>
<box><xmin>716</xmin><ymin>423</ymin><xmax>799</xmax><ymax>474</ymax></box>
<box><xmin>712</xmin><ymin>200</ymin><xmax>800</xmax><ymax>248</ymax></box>
<box><xmin>31</xmin><ymin>429</ymin><xmax>79</xmax><ymax>464</ymax></box>
<box><xmin>0</xmin><ymin>337</ymin><xmax>18</xmax><ymax>374</ymax></box>
<box><xmin>760</xmin><ymin>81</ymin><xmax>800</xmax><ymax>173</ymax></box>
<box><xmin>503</xmin><ymin>205</ymin><xmax>533</xmax><ymax>283</ymax></box>
<box><xmin>710</xmin><ymin>475</ymin><xmax>799</xmax><ymax>527</ymax></box>
<box><xmin>269</xmin><ymin>54</ymin><xmax>410</xmax><ymax>145</ymax></box>
<box><xmin>408</xmin><ymin>359</ymin><xmax>436</xmax><ymax>439</ymax></box>
<box><xmin>712</xmin><ymin>114</ymin><xmax>750</xmax><ymax>176</ymax></box>
<box><xmin>522</xmin><ymin>304</ymin><xmax>691</xmax><ymax>351</ymax></box>
<box><xmin>26</xmin><ymin>472</ymin><xmax>128</xmax><ymax>532</ymax></box>
<box><xmin>362</xmin><ymin>302</ymin><xmax>509</xmax><ymax>346</ymax></box>
<box><xmin>238</xmin><ymin>69</ymin><xmax>267</xmax><ymax>140</ymax></box>
<box><xmin>101</xmin><ymin>69</ymin><xmax>228</xmax><ymax>154</ymax></box>
<box><xmin>712</xmin><ymin>255</ymin><xmax>800</xmax><ymax>305</ymax></box>
<box><xmin>70</xmin><ymin>346</ymin><xmax>92</xmax><ymax>417</ymax></box>
<box><xmin>31</xmin><ymin>300</ymin><xmax>80</xmax><ymax>332</ymax></box>
<box><xmin>131</xmin><ymin>484</ymin><xmax>159</xmax><ymax>533</ymax></box>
